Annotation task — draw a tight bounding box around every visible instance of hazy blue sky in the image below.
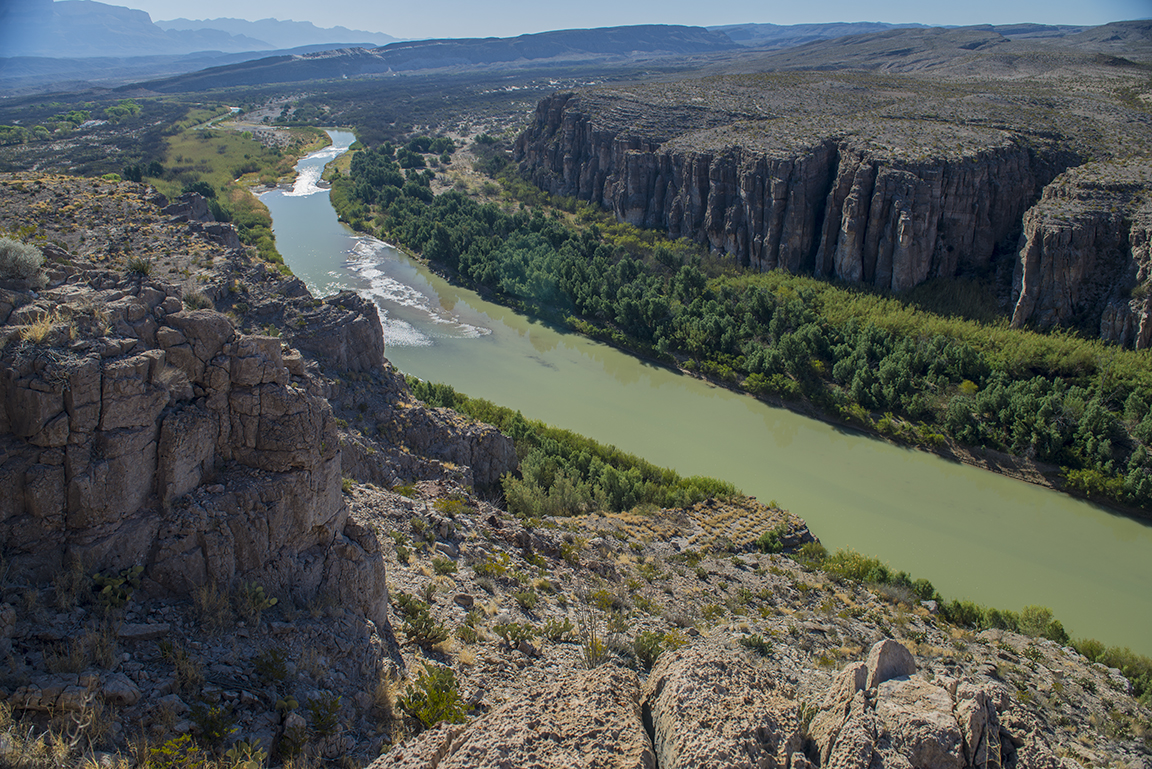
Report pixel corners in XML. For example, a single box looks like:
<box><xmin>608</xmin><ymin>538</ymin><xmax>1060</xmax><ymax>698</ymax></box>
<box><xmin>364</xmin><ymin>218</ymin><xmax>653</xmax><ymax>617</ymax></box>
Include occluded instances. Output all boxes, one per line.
<box><xmin>110</xmin><ymin>0</ymin><xmax>1151</xmax><ymax>39</ymax></box>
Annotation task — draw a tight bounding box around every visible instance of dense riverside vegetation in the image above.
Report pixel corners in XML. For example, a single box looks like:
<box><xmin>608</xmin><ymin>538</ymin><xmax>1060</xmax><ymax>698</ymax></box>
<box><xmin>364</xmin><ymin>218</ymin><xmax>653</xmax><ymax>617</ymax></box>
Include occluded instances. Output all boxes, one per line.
<box><xmin>407</xmin><ymin>378</ymin><xmax>738</xmax><ymax>517</ymax></box>
<box><xmin>334</xmin><ymin>139</ymin><xmax>1152</xmax><ymax>512</ymax></box>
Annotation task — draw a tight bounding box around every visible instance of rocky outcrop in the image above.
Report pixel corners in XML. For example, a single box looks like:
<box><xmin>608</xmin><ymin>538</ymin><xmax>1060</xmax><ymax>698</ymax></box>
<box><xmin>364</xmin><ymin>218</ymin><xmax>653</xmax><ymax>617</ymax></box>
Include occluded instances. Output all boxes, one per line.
<box><xmin>161</xmin><ymin>192</ymin><xmax>213</xmax><ymax>224</ymax></box>
<box><xmin>806</xmin><ymin>640</ymin><xmax>1060</xmax><ymax>769</ymax></box>
<box><xmin>290</xmin><ymin>290</ymin><xmax>387</xmax><ymax>373</ymax></box>
<box><xmin>864</xmin><ymin>637</ymin><xmax>916</xmax><ymax>688</ymax></box>
<box><xmin>516</xmin><ymin>92</ymin><xmax>1073</xmax><ymax>292</ymax></box>
<box><xmin>161</xmin><ymin>191</ymin><xmax>243</xmax><ymax>250</ymax></box>
<box><xmin>643</xmin><ymin>645</ymin><xmax>803</xmax><ymax>769</ymax></box>
<box><xmin>0</xmin><ymin>281</ymin><xmax>386</xmax><ymax>619</ymax></box>
<box><xmin>370</xmin><ymin>664</ymin><xmax>656</xmax><ymax>769</ymax></box>
<box><xmin>1</xmin><ymin>287</ymin><xmax>495</xmax><ymax>632</ymax></box>
<box><xmin>371</xmin><ymin>636</ymin><xmax>1072</xmax><ymax>769</ymax></box>
<box><xmin>1010</xmin><ymin>160</ymin><xmax>1152</xmax><ymax>348</ymax></box>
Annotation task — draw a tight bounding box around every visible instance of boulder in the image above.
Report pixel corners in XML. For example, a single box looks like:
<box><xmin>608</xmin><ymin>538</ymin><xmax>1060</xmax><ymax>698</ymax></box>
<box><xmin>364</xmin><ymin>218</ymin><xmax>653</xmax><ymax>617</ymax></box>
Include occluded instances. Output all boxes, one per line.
<box><xmin>865</xmin><ymin>638</ymin><xmax>916</xmax><ymax>688</ymax></box>
<box><xmin>808</xmin><ymin>640</ymin><xmax>1033</xmax><ymax>769</ymax></box>
<box><xmin>874</xmin><ymin>678</ymin><xmax>964</xmax><ymax>769</ymax></box>
<box><xmin>289</xmin><ymin>291</ymin><xmax>385</xmax><ymax>373</ymax></box>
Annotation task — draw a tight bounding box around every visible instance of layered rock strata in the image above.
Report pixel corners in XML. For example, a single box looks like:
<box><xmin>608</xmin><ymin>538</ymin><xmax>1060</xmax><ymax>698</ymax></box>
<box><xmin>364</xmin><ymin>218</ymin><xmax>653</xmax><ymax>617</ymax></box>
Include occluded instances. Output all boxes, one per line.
<box><xmin>516</xmin><ymin>92</ymin><xmax>1072</xmax><ymax>292</ymax></box>
<box><xmin>1010</xmin><ymin>160</ymin><xmax>1152</xmax><ymax>348</ymax></box>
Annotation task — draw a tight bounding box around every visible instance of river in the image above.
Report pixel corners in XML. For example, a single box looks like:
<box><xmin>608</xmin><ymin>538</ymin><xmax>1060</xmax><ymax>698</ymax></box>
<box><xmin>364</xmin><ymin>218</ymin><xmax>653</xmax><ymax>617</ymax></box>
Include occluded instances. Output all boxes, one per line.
<box><xmin>261</xmin><ymin>130</ymin><xmax>1152</xmax><ymax>654</ymax></box>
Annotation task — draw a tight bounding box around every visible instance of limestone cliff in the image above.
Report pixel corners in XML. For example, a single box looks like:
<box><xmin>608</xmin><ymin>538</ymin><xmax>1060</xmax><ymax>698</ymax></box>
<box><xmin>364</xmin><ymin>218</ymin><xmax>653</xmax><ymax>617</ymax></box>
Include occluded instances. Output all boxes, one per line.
<box><xmin>1010</xmin><ymin>160</ymin><xmax>1152</xmax><ymax>348</ymax></box>
<box><xmin>0</xmin><ymin>173</ymin><xmax>516</xmax><ymax>629</ymax></box>
<box><xmin>515</xmin><ymin>92</ymin><xmax>1073</xmax><ymax>293</ymax></box>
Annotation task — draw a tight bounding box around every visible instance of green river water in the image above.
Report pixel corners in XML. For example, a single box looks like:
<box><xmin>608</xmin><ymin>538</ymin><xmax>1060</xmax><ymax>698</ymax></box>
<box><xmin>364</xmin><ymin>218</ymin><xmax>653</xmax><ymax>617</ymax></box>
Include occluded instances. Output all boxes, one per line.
<box><xmin>262</xmin><ymin>131</ymin><xmax>1152</xmax><ymax>654</ymax></box>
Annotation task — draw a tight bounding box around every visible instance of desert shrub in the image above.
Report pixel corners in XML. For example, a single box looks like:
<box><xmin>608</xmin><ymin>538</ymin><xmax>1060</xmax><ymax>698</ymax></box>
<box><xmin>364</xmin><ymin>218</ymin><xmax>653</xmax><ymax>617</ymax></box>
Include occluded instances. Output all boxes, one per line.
<box><xmin>819</xmin><ymin>549</ymin><xmax>936</xmax><ymax>600</ymax></box>
<box><xmin>1072</xmin><ymin>641</ymin><xmax>1152</xmax><ymax>703</ymax></box>
<box><xmin>542</xmin><ymin>617</ymin><xmax>574</xmax><ymax>641</ymax></box>
<box><xmin>0</xmin><ymin>237</ymin><xmax>44</xmax><ymax>281</ymax></box>
<box><xmin>52</xmin><ymin>557</ymin><xmax>87</xmax><ymax>611</ymax></box>
<box><xmin>513</xmin><ymin>589</ymin><xmax>538</xmax><ymax>611</ymax></box>
<box><xmin>941</xmin><ymin>599</ymin><xmax>985</xmax><ymax>629</ymax></box>
<box><xmin>633</xmin><ymin>630</ymin><xmax>666</xmax><ymax>670</ymax></box>
<box><xmin>472</xmin><ymin>552</ymin><xmax>510</xmax><ymax>578</ymax></box>
<box><xmin>432</xmin><ymin>556</ymin><xmax>457</xmax><ymax>576</ymax></box>
<box><xmin>190</xmin><ymin>702</ymin><xmax>235</xmax><ymax>748</ymax></box>
<box><xmin>182</xmin><ymin>180</ymin><xmax>217</xmax><ymax>199</ymax></box>
<box><xmin>160</xmin><ymin>640</ymin><xmax>205</xmax><ymax>694</ymax></box>
<box><xmin>433</xmin><ymin>497</ymin><xmax>469</xmax><ymax>516</ymax></box>
<box><xmin>126</xmin><ymin>256</ymin><xmax>152</xmax><ymax>276</ymax></box>
<box><xmin>392</xmin><ymin>482</ymin><xmax>417</xmax><ymax>498</ymax></box>
<box><xmin>148</xmin><ymin>734</ymin><xmax>209</xmax><ymax>769</ymax></box>
<box><xmin>393</xmin><ymin>591</ymin><xmax>449</xmax><ymax>646</ymax></box>
<box><xmin>456</xmin><ymin>623</ymin><xmax>479</xmax><ymax>644</ymax></box>
<box><xmin>306</xmin><ymin>694</ymin><xmax>341</xmax><ymax>738</ymax></box>
<box><xmin>494</xmin><ymin>622</ymin><xmax>537</xmax><ymax>645</ymax></box>
<box><xmin>235</xmin><ymin>581</ymin><xmax>277</xmax><ymax>623</ymax></box>
<box><xmin>253</xmin><ymin>647</ymin><xmax>288</xmax><ymax>684</ymax></box>
<box><xmin>794</xmin><ymin>541</ymin><xmax>827</xmax><ymax>567</ymax></box>
<box><xmin>400</xmin><ymin>665</ymin><xmax>465</xmax><ymax>730</ymax></box>
<box><xmin>1019</xmin><ymin>605</ymin><xmax>1070</xmax><ymax>644</ymax></box>
<box><xmin>92</xmin><ymin>564</ymin><xmax>142</xmax><ymax>610</ymax></box>
<box><xmin>193</xmin><ymin>581</ymin><xmax>233</xmax><ymax>633</ymax></box>
<box><xmin>755</xmin><ymin>528</ymin><xmax>784</xmax><ymax>554</ymax></box>
<box><xmin>224</xmin><ymin>741</ymin><xmax>267</xmax><ymax>769</ymax></box>
<box><xmin>182</xmin><ymin>291</ymin><xmax>212</xmax><ymax>310</ymax></box>
<box><xmin>738</xmin><ymin>633</ymin><xmax>773</xmax><ymax>656</ymax></box>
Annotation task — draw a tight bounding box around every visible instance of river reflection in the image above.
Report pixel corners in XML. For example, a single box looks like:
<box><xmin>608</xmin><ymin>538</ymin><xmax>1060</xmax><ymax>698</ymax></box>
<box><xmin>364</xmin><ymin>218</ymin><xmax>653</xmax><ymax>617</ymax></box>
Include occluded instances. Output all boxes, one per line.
<box><xmin>262</xmin><ymin>131</ymin><xmax>1152</xmax><ymax>654</ymax></box>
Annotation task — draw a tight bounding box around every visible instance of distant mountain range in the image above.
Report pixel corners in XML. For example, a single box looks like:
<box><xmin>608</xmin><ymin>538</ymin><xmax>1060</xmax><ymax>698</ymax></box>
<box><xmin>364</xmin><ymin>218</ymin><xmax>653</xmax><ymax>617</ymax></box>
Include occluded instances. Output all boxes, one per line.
<box><xmin>155</xmin><ymin>16</ymin><xmax>399</xmax><ymax>50</ymax></box>
<box><xmin>0</xmin><ymin>0</ymin><xmax>396</xmax><ymax>58</ymax></box>
<box><xmin>707</xmin><ymin>22</ymin><xmax>929</xmax><ymax>49</ymax></box>
<box><xmin>141</xmin><ymin>25</ymin><xmax>741</xmax><ymax>92</ymax></box>
<box><xmin>722</xmin><ymin>20</ymin><xmax>1151</xmax><ymax>74</ymax></box>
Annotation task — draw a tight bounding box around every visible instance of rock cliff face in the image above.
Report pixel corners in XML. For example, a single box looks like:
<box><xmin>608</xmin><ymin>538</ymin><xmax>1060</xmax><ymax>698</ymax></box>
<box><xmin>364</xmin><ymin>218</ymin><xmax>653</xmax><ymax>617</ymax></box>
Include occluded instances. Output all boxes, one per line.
<box><xmin>1010</xmin><ymin>160</ymin><xmax>1152</xmax><ymax>348</ymax></box>
<box><xmin>0</xmin><ymin>173</ymin><xmax>517</xmax><ymax>630</ymax></box>
<box><xmin>0</xmin><ymin>280</ymin><xmax>384</xmax><ymax>622</ymax></box>
<box><xmin>516</xmin><ymin>92</ymin><xmax>1072</xmax><ymax>293</ymax></box>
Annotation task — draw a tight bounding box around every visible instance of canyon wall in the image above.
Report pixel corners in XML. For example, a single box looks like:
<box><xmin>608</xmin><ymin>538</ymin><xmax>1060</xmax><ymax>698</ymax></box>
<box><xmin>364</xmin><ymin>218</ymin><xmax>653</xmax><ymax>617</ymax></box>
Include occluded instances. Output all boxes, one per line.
<box><xmin>517</xmin><ymin>91</ymin><xmax>1152</xmax><ymax>346</ymax></box>
<box><xmin>516</xmin><ymin>92</ymin><xmax>1071</xmax><ymax>293</ymax></box>
<box><xmin>1010</xmin><ymin>160</ymin><xmax>1152</xmax><ymax>348</ymax></box>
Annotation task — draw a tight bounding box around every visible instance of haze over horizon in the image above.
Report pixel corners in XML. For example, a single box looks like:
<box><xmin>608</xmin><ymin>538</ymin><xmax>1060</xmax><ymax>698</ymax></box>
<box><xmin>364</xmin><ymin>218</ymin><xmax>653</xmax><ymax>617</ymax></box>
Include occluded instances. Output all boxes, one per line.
<box><xmin>75</xmin><ymin>0</ymin><xmax>1150</xmax><ymax>41</ymax></box>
